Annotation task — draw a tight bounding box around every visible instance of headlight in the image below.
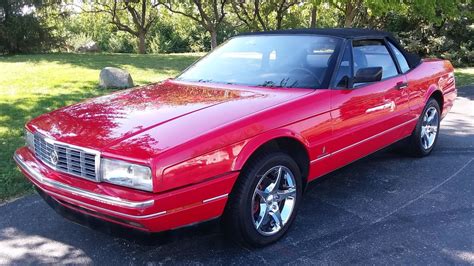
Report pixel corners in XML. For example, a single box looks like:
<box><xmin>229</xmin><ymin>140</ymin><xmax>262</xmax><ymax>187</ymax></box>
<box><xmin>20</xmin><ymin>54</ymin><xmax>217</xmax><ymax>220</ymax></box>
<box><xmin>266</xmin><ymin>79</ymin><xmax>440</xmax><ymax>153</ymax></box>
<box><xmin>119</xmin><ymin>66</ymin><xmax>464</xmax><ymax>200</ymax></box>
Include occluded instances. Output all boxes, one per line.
<box><xmin>25</xmin><ymin>130</ymin><xmax>35</xmax><ymax>152</ymax></box>
<box><xmin>100</xmin><ymin>158</ymin><xmax>153</xmax><ymax>191</ymax></box>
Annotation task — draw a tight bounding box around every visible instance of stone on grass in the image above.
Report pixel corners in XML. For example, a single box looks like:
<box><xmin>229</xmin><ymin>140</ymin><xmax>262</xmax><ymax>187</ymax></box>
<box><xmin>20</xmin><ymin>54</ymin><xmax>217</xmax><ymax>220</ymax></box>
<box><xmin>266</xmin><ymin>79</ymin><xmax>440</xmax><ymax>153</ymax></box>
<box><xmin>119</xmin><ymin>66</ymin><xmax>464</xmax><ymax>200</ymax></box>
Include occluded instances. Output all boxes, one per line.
<box><xmin>76</xmin><ymin>41</ymin><xmax>100</xmax><ymax>53</ymax></box>
<box><xmin>99</xmin><ymin>67</ymin><xmax>134</xmax><ymax>89</ymax></box>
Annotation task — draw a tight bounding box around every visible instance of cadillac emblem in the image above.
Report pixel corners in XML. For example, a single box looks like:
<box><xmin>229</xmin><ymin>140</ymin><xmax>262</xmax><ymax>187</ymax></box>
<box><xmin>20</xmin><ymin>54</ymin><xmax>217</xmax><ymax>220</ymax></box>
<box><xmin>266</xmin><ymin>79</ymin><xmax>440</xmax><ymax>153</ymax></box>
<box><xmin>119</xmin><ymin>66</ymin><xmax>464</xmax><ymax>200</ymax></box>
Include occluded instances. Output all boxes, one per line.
<box><xmin>50</xmin><ymin>150</ymin><xmax>59</xmax><ymax>165</ymax></box>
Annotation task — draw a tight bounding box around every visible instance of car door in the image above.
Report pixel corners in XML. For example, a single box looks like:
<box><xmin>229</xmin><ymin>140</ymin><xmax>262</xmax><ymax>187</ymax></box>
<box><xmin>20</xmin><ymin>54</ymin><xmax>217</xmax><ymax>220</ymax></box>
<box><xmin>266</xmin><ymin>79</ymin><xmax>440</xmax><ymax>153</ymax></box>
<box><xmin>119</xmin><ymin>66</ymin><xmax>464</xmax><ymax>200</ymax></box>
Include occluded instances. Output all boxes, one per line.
<box><xmin>325</xmin><ymin>39</ymin><xmax>411</xmax><ymax>170</ymax></box>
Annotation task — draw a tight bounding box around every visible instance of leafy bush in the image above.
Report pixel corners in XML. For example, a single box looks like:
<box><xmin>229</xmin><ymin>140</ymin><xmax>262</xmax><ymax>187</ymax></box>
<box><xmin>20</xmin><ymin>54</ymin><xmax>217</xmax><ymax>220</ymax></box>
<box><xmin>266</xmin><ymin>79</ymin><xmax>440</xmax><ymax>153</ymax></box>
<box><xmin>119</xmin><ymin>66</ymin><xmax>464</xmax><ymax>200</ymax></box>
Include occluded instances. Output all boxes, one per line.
<box><xmin>66</xmin><ymin>33</ymin><xmax>94</xmax><ymax>51</ymax></box>
<box><xmin>107</xmin><ymin>32</ymin><xmax>136</xmax><ymax>53</ymax></box>
<box><xmin>384</xmin><ymin>5</ymin><xmax>473</xmax><ymax>68</ymax></box>
<box><xmin>147</xmin><ymin>22</ymin><xmax>191</xmax><ymax>53</ymax></box>
<box><xmin>395</xmin><ymin>22</ymin><xmax>473</xmax><ymax>67</ymax></box>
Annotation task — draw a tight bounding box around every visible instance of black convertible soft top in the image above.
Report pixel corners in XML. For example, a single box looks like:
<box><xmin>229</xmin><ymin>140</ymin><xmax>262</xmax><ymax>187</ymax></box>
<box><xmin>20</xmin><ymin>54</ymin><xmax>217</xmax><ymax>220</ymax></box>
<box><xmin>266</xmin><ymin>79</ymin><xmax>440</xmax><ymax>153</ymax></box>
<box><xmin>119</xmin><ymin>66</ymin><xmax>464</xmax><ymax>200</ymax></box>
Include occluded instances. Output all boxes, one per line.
<box><xmin>239</xmin><ymin>28</ymin><xmax>421</xmax><ymax>69</ymax></box>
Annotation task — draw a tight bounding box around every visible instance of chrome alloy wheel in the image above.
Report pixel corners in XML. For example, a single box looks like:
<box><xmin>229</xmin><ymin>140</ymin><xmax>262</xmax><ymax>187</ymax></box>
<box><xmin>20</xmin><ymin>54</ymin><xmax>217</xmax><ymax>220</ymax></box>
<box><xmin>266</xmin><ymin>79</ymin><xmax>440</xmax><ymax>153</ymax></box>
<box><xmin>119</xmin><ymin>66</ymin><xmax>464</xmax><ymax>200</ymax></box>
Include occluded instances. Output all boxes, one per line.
<box><xmin>420</xmin><ymin>106</ymin><xmax>439</xmax><ymax>150</ymax></box>
<box><xmin>251</xmin><ymin>166</ymin><xmax>297</xmax><ymax>236</ymax></box>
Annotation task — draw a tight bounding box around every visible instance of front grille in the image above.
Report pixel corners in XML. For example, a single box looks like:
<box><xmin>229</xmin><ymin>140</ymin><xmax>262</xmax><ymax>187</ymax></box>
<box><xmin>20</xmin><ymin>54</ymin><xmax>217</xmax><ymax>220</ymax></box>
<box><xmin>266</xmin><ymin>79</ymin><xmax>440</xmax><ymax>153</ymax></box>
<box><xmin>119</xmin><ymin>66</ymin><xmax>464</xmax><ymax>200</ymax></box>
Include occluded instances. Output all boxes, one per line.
<box><xmin>34</xmin><ymin>134</ymin><xmax>99</xmax><ymax>181</ymax></box>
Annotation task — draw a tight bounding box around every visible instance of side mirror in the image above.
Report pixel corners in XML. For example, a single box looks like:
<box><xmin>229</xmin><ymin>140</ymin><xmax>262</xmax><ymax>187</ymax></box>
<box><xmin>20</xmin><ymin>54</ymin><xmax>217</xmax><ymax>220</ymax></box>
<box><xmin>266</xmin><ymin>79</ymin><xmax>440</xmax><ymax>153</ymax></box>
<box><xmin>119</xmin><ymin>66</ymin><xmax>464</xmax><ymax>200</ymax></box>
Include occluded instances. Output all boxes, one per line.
<box><xmin>354</xmin><ymin>67</ymin><xmax>382</xmax><ymax>83</ymax></box>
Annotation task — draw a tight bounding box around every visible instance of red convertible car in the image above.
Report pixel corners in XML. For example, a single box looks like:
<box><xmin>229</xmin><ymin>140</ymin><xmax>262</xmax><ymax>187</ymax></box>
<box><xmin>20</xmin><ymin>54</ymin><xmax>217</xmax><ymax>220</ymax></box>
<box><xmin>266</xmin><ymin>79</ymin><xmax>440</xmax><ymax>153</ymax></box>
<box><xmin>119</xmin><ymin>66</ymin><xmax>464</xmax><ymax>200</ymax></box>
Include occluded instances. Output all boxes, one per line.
<box><xmin>15</xmin><ymin>29</ymin><xmax>456</xmax><ymax>246</ymax></box>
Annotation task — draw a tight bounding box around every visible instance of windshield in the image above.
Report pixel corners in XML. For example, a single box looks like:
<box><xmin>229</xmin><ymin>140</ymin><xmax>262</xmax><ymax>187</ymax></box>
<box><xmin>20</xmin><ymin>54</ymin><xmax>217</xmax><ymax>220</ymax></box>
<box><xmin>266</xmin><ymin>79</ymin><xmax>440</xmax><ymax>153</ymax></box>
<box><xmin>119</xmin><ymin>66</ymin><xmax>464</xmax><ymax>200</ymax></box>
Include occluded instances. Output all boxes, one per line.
<box><xmin>177</xmin><ymin>35</ymin><xmax>342</xmax><ymax>89</ymax></box>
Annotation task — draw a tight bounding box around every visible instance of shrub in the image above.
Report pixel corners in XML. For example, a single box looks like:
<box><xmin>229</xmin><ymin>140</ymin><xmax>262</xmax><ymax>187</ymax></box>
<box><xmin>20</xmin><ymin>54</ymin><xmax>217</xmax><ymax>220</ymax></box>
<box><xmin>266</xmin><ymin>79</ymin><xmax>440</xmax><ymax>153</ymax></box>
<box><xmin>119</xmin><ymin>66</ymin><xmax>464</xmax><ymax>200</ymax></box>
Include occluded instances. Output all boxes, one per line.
<box><xmin>107</xmin><ymin>32</ymin><xmax>136</xmax><ymax>53</ymax></box>
<box><xmin>66</xmin><ymin>33</ymin><xmax>94</xmax><ymax>51</ymax></box>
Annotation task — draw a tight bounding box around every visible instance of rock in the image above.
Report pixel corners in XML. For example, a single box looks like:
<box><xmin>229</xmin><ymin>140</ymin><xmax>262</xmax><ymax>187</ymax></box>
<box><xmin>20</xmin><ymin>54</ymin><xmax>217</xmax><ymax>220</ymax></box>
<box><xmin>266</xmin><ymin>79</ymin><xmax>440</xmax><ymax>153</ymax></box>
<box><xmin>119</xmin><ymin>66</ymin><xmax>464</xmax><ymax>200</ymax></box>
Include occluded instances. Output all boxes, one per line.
<box><xmin>99</xmin><ymin>67</ymin><xmax>134</xmax><ymax>89</ymax></box>
<box><xmin>76</xmin><ymin>41</ymin><xmax>100</xmax><ymax>53</ymax></box>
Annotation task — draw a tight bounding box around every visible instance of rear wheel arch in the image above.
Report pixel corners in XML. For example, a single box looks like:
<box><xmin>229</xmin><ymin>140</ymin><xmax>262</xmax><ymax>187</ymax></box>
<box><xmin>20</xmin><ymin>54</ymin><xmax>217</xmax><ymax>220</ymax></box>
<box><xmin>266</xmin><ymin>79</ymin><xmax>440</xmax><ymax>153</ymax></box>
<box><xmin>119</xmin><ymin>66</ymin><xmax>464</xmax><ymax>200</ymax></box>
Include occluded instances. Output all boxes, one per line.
<box><xmin>430</xmin><ymin>90</ymin><xmax>444</xmax><ymax>112</ymax></box>
<box><xmin>424</xmin><ymin>84</ymin><xmax>443</xmax><ymax>111</ymax></box>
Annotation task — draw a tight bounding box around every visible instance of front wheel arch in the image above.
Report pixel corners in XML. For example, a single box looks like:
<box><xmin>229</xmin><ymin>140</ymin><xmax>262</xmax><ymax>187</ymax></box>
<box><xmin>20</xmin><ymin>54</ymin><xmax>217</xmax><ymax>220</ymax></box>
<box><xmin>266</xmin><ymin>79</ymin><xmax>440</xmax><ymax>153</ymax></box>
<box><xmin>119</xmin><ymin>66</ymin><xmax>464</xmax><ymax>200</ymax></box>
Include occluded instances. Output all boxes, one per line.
<box><xmin>235</xmin><ymin>135</ymin><xmax>310</xmax><ymax>189</ymax></box>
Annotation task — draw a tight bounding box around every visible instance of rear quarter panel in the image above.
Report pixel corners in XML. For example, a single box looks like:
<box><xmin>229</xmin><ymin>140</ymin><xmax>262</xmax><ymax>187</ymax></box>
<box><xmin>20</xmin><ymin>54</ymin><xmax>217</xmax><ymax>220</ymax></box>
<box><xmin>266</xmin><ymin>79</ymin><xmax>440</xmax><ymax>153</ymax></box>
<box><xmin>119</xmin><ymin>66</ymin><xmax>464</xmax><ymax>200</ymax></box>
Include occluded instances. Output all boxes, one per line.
<box><xmin>405</xmin><ymin>59</ymin><xmax>456</xmax><ymax>119</ymax></box>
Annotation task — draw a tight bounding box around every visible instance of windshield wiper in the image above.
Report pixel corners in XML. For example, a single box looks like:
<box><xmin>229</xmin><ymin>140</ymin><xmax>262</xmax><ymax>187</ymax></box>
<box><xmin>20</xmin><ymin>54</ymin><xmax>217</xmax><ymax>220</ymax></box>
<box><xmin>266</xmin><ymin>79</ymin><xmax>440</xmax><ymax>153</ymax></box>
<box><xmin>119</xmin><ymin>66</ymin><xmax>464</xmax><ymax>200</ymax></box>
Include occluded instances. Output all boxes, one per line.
<box><xmin>197</xmin><ymin>79</ymin><xmax>214</xmax><ymax>83</ymax></box>
<box><xmin>257</xmin><ymin>78</ymin><xmax>298</xmax><ymax>88</ymax></box>
<box><xmin>279</xmin><ymin>78</ymin><xmax>298</xmax><ymax>88</ymax></box>
<box><xmin>257</xmin><ymin>81</ymin><xmax>278</xmax><ymax>87</ymax></box>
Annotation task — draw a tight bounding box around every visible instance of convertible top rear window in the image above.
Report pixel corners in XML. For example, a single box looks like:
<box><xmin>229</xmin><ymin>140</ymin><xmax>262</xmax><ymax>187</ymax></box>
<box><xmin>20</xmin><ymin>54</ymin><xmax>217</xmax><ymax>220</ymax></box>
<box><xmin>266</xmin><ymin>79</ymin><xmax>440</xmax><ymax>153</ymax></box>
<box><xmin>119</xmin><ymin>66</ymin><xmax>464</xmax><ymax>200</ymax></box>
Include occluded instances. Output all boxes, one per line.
<box><xmin>177</xmin><ymin>35</ymin><xmax>342</xmax><ymax>89</ymax></box>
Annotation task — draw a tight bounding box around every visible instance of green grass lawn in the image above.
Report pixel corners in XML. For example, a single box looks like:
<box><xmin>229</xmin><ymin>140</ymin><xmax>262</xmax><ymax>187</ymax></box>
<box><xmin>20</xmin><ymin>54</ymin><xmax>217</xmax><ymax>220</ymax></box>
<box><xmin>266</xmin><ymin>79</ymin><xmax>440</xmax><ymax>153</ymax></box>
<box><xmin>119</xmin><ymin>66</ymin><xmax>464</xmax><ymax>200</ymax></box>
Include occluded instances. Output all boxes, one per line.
<box><xmin>0</xmin><ymin>53</ymin><xmax>472</xmax><ymax>202</ymax></box>
<box><xmin>455</xmin><ymin>68</ymin><xmax>474</xmax><ymax>87</ymax></box>
<box><xmin>0</xmin><ymin>53</ymin><xmax>202</xmax><ymax>201</ymax></box>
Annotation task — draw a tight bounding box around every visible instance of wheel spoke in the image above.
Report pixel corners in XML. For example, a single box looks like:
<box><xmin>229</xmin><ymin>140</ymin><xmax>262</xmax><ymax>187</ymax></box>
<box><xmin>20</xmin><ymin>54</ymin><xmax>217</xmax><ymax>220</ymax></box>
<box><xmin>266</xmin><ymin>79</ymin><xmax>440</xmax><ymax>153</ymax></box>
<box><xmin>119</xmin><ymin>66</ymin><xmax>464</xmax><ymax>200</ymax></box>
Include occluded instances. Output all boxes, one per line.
<box><xmin>255</xmin><ymin>188</ymin><xmax>269</xmax><ymax>200</ymax></box>
<box><xmin>255</xmin><ymin>203</ymin><xmax>269</xmax><ymax>230</ymax></box>
<box><xmin>268</xmin><ymin>166</ymin><xmax>283</xmax><ymax>193</ymax></box>
<box><xmin>276</xmin><ymin>188</ymin><xmax>296</xmax><ymax>201</ymax></box>
<box><xmin>421</xmin><ymin>126</ymin><xmax>427</xmax><ymax>138</ymax></box>
<box><xmin>427</xmin><ymin>110</ymin><xmax>436</xmax><ymax>123</ymax></box>
<box><xmin>422</xmin><ymin>134</ymin><xmax>429</xmax><ymax>149</ymax></box>
<box><xmin>428</xmin><ymin>132</ymin><xmax>436</xmax><ymax>145</ymax></box>
<box><xmin>269</xmin><ymin>210</ymin><xmax>283</xmax><ymax>230</ymax></box>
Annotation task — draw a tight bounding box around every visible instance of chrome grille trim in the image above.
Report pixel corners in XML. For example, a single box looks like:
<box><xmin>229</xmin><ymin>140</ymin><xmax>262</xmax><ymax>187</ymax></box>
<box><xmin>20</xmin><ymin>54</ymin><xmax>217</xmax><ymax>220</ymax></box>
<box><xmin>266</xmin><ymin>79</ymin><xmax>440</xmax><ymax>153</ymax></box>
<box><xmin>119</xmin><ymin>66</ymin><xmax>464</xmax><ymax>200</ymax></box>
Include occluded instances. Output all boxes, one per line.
<box><xmin>14</xmin><ymin>153</ymin><xmax>155</xmax><ymax>210</ymax></box>
<box><xmin>33</xmin><ymin>133</ymin><xmax>100</xmax><ymax>182</ymax></box>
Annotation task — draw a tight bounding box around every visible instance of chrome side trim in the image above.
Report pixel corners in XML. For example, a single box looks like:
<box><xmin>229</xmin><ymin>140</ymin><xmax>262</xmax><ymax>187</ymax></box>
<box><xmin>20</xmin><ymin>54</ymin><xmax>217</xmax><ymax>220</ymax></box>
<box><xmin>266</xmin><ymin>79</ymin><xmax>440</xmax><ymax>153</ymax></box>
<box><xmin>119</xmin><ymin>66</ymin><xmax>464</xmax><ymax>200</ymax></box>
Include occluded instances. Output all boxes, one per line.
<box><xmin>14</xmin><ymin>153</ymin><xmax>154</xmax><ymax>209</ymax></box>
<box><xmin>311</xmin><ymin>153</ymin><xmax>331</xmax><ymax>163</ymax></box>
<box><xmin>310</xmin><ymin>117</ymin><xmax>418</xmax><ymax>163</ymax></box>
<box><xmin>202</xmin><ymin>193</ymin><xmax>228</xmax><ymax>203</ymax></box>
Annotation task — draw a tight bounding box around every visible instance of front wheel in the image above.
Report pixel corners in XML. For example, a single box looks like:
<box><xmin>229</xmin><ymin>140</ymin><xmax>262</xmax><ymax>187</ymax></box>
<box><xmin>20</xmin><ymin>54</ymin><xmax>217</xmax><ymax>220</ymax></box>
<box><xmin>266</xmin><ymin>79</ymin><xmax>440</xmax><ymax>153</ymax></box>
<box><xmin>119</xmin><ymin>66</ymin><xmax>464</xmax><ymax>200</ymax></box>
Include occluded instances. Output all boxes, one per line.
<box><xmin>407</xmin><ymin>98</ymin><xmax>441</xmax><ymax>157</ymax></box>
<box><xmin>222</xmin><ymin>152</ymin><xmax>303</xmax><ymax>247</ymax></box>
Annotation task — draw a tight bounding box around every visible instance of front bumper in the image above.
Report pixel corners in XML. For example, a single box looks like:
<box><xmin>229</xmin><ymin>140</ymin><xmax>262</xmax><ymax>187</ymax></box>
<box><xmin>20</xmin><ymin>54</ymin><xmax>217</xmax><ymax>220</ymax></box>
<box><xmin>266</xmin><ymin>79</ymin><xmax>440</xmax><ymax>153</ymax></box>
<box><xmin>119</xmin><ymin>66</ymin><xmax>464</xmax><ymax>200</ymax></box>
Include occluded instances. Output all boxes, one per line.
<box><xmin>14</xmin><ymin>147</ymin><xmax>238</xmax><ymax>232</ymax></box>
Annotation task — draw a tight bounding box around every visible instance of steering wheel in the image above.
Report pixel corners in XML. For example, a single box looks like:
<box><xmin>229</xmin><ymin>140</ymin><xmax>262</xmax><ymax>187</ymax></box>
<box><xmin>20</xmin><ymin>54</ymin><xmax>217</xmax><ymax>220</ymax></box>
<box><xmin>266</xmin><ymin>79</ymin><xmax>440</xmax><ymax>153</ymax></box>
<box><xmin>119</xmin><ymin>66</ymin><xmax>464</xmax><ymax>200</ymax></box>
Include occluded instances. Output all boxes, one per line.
<box><xmin>289</xmin><ymin>68</ymin><xmax>322</xmax><ymax>87</ymax></box>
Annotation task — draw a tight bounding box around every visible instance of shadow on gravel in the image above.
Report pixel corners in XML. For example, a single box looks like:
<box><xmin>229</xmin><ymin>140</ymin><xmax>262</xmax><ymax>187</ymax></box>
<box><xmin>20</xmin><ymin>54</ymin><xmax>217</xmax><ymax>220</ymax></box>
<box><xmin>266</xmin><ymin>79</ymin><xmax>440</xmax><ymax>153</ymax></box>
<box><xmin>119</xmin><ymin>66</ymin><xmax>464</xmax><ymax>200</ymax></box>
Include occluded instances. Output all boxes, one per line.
<box><xmin>457</xmin><ymin>85</ymin><xmax>474</xmax><ymax>100</ymax></box>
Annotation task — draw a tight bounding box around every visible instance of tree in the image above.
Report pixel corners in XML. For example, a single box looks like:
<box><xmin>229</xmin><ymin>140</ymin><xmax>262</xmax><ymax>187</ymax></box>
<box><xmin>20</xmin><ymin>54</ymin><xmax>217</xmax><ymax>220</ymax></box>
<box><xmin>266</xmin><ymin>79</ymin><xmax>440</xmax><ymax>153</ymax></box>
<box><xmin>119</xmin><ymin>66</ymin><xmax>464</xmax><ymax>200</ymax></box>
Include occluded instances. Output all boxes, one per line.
<box><xmin>159</xmin><ymin>0</ymin><xmax>227</xmax><ymax>50</ymax></box>
<box><xmin>327</xmin><ymin>0</ymin><xmax>363</xmax><ymax>27</ymax></box>
<box><xmin>306</xmin><ymin>0</ymin><xmax>322</xmax><ymax>28</ymax></box>
<box><xmin>327</xmin><ymin>0</ymin><xmax>462</xmax><ymax>28</ymax></box>
<box><xmin>231</xmin><ymin>0</ymin><xmax>299</xmax><ymax>31</ymax></box>
<box><xmin>0</xmin><ymin>0</ymin><xmax>57</xmax><ymax>54</ymax></box>
<box><xmin>82</xmin><ymin>0</ymin><xmax>159</xmax><ymax>54</ymax></box>
<box><xmin>310</xmin><ymin>5</ymin><xmax>317</xmax><ymax>27</ymax></box>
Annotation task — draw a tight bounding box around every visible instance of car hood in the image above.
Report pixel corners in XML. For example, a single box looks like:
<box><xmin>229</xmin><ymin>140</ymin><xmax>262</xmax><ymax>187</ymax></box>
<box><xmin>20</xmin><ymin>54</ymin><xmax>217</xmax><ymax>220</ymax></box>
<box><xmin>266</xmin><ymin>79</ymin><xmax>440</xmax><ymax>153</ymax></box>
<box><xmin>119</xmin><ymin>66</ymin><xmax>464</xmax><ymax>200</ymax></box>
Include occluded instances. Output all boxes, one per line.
<box><xmin>28</xmin><ymin>80</ymin><xmax>312</xmax><ymax>155</ymax></box>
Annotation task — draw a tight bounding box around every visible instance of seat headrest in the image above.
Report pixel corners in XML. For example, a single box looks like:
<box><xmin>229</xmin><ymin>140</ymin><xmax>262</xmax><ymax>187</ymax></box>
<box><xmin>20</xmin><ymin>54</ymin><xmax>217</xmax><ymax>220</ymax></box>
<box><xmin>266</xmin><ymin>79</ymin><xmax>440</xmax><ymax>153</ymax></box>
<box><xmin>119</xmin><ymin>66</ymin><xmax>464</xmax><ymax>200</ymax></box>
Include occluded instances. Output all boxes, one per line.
<box><xmin>306</xmin><ymin>53</ymin><xmax>331</xmax><ymax>68</ymax></box>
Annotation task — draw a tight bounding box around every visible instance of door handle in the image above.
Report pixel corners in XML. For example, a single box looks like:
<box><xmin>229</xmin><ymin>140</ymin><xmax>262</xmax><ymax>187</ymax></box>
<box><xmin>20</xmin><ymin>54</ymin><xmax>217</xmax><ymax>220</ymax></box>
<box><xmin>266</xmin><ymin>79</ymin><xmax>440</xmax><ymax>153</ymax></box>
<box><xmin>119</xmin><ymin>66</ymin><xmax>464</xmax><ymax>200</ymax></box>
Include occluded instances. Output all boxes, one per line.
<box><xmin>395</xmin><ymin>82</ymin><xmax>408</xmax><ymax>90</ymax></box>
<box><xmin>366</xmin><ymin>100</ymin><xmax>395</xmax><ymax>113</ymax></box>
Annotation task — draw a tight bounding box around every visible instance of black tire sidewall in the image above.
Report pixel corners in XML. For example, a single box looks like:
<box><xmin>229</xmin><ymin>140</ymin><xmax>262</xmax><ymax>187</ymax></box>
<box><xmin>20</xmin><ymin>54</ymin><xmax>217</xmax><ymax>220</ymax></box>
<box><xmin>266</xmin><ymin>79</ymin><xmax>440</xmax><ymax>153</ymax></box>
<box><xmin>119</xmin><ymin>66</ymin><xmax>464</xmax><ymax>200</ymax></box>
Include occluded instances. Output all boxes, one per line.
<box><xmin>236</xmin><ymin>153</ymin><xmax>303</xmax><ymax>247</ymax></box>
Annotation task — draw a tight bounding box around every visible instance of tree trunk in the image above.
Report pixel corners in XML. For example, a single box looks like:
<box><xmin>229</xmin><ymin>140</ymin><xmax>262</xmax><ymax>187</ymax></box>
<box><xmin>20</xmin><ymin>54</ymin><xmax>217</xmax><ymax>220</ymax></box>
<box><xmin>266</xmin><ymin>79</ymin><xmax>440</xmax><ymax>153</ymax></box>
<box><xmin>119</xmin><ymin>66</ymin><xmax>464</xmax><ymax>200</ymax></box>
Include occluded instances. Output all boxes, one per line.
<box><xmin>310</xmin><ymin>6</ymin><xmax>317</xmax><ymax>28</ymax></box>
<box><xmin>344</xmin><ymin>10</ymin><xmax>356</xmax><ymax>27</ymax></box>
<box><xmin>343</xmin><ymin>0</ymin><xmax>359</xmax><ymax>27</ymax></box>
<box><xmin>210</xmin><ymin>29</ymin><xmax>218</xmax><ymax>50</ymax></box>
<box><xmin>138</xmin><ymin>31</ymin><xmax>146</xmax><ymax>54</ymax></box>
<box><xmin>276</xmin><ymin>15</ymin><xmax>284</xmax><ymax>29</ymax></box>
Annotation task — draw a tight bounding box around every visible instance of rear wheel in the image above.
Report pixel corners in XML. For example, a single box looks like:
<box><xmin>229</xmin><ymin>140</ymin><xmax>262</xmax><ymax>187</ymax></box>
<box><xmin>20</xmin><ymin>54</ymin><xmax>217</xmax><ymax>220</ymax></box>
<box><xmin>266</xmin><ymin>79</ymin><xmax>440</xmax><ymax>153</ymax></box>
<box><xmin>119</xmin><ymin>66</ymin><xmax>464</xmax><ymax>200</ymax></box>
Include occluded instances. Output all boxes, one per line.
<box><xmin>222</xmin><ymin>152</ymin><xmax>303</xmax><ymax>247</ymax></box>
<box><xmin>407</xmin><ymin>98</ymin><xmax>441</xmax><ymax>157</ymax></box>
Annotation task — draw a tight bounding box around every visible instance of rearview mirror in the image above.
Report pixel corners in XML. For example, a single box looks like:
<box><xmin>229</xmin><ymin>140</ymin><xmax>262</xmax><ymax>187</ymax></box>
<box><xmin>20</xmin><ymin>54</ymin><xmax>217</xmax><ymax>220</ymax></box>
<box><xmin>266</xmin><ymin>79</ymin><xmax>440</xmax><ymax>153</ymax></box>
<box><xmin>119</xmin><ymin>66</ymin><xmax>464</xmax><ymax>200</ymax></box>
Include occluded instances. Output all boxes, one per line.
<box><xmin>354</xmin><ymin>67</ymin><xmax>382</xmax><ymax>83</ymax></box>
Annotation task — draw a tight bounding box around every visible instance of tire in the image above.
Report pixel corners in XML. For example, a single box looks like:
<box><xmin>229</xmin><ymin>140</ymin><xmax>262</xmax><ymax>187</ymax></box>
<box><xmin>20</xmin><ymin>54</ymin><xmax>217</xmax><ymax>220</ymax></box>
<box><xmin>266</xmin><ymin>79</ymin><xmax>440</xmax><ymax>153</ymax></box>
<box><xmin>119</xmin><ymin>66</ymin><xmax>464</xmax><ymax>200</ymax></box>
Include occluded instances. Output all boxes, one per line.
<box><xmin>222</xmin><ymin>152</ymin><xmax>303</xmax><ymax>247</ymax></box>
<box><xmin>406</xmin><ymin>98</ymin><xmax>441</xmax><ymax>157</ymax></box>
